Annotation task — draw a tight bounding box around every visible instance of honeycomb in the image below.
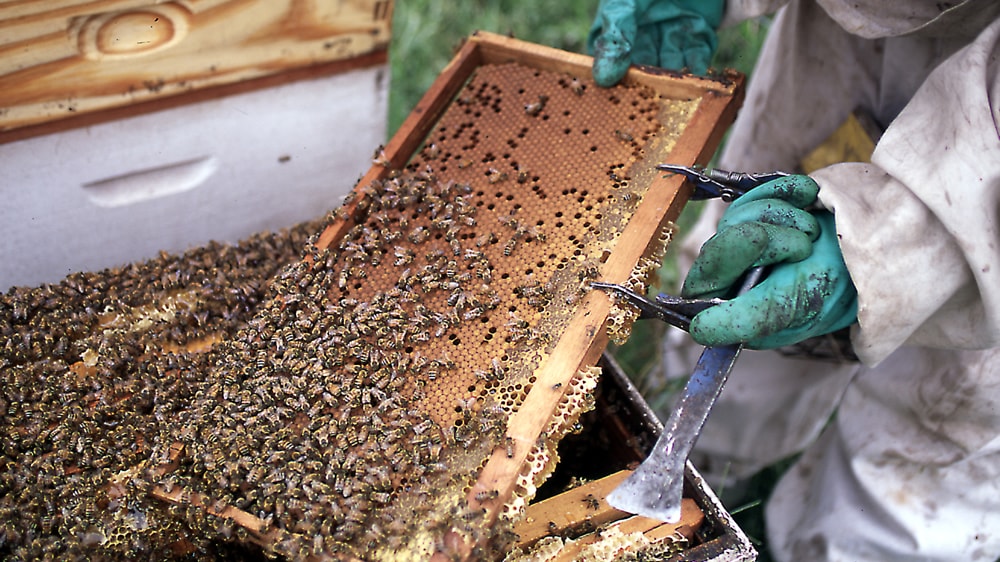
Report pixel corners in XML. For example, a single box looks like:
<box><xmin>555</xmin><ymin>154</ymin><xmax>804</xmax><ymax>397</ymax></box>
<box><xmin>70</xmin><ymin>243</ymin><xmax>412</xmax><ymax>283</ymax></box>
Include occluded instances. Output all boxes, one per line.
<box><xmin>1</xmin><ymin>58</ymin><xmax>707</xmax><ymax>561</ymax></box>
<box><xmin>506</xmin><ymin>525</ymin><xmax>687</xmax><ymax>562</ymax></box>
<box><xmin>502</xmin><ymin>366</ymin><xmax>601</xmax><ymax>521</ymax></box>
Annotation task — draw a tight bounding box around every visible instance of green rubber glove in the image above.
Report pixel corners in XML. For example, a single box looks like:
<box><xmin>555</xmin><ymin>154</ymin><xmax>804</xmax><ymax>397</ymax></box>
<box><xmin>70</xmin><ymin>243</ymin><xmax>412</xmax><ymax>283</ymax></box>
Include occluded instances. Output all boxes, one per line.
<box><xmin>682</xmin><ymin>175</ymin><xmax>858</xmax><ymax>349</ymax></box>
<box><xmin>588</xmin><ymin>0</ymin><xmax>725</xmax><ymax>87</ymax></box>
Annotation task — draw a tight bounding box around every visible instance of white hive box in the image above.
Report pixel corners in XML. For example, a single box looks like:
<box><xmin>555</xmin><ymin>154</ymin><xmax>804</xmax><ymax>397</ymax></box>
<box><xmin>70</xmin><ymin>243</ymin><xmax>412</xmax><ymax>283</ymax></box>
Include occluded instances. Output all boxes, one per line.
<box><xmin>0</xmin><ymin>0</ymin><xmax>394</xmax><ymax>290</ymax></box>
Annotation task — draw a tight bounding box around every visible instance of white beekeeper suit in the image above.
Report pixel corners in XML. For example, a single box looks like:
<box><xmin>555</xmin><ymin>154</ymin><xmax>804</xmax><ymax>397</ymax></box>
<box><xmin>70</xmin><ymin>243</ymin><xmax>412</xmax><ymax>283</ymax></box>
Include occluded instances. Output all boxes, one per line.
<box><xmin>667</xmin><ymin>0</ymin><xmax>1000</xmax><ymax>560</ymax></box>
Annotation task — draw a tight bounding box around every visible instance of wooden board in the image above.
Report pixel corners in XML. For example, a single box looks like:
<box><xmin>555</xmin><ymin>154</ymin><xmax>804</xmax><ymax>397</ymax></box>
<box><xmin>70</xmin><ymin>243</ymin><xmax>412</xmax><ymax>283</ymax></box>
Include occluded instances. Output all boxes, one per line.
<box><xmin>513</xmin><ymin>470</ymin><xmax>704</xmax><ymax>551</ymax></box>
<box><xmin>0</xmin><ymin>0</ymin><xmax>392</xmax><ymax>136</ymax></box>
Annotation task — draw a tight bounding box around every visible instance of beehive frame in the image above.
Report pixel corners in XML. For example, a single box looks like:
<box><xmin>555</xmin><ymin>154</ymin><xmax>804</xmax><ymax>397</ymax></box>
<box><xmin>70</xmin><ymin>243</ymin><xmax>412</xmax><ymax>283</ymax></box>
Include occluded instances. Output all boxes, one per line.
<box><xmin>302</xmin><ymin>32</ymin><xmax>744</xmax><ymax>560</ymax></box>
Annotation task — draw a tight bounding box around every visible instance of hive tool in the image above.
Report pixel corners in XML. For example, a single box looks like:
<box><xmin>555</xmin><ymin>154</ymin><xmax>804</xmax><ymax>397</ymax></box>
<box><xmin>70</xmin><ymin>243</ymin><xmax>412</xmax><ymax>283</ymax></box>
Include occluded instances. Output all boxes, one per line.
<box><xmin>591</xmin><ymin>163</ymin><xmax>786</xmax><ymax>523</ymax></box>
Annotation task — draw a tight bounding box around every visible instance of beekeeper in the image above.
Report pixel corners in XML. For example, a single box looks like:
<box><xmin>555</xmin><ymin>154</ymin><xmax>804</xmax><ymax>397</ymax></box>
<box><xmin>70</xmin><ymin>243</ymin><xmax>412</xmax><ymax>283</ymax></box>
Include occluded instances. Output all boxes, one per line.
<box><xmin>590</xmin><ymin>1</ymin><xmax>1000</xmax><ymax>561</ymax></box>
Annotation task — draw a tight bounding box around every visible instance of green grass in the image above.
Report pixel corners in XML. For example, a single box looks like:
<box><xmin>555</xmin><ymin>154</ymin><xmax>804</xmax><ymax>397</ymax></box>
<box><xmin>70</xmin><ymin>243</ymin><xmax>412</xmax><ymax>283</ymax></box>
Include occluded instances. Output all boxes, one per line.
<box><xmin>388</xmin><ymin>4</ymin><xmax>777</xmax><ymax>559</ymax></box>
<box><xmin>388</xmin><ymin>1</ymin><xmax>595</xmax><ymax>135</ymax></box>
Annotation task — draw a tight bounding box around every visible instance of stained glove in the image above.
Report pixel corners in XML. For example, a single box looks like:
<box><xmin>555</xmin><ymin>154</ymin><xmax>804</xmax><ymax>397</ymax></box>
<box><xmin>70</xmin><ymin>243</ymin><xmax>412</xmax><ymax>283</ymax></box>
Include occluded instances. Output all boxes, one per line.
<box><xmin>682</xmin><ymin>175</ymin><xmax>858</xmax><ymax>349</ymax></box>
<box><xmin>588</xmin><ymin>0</ymin><xmax>725</xmax><ymax>87</ymax></box>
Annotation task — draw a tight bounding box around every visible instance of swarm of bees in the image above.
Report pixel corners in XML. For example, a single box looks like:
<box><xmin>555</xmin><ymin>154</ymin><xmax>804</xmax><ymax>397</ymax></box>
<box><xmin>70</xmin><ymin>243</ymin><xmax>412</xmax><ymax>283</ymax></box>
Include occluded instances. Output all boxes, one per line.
<box><xmin>0</xmin><ymin>221</ymin><xmax>321</xmax><ymax>559</ymax></box>
<box><xmin>1</xmin><ymin>60</ymin><xmax>696</xmax><ymax>560</ymax></box>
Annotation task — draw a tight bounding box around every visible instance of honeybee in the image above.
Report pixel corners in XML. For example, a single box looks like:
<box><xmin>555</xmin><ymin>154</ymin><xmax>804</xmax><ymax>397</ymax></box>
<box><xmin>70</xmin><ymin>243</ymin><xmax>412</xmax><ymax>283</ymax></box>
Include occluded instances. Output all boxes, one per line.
<box><xmin>413</xmin><ymin>420</ymin><xmax>434</xmax><ymax>435</ymax></box>
<box><xmin>373</xmin><ymin>146</ymin><xmax>391</xmax><ymax>167</ymax></box>
<box><xmin>491</xmin><ymin>358</ymin><xmax>505</xmax><ymax>381</ymax></box>
<box><xmin>431</xmin><ymin>216</ymin><xmax>455</xmax><ymax>231</ymax></box>
<box><xmin>577</xmin><ymin>260</ymin><xmax>601</xmax><ymax>282</ymax></box>
<box><xmin>475</xmin><ymin>232</ymin><xmax>498</xmax><ymax>248</ymax></box>
<box><xmin>393</xmin><ymin>247</ymin><xmax>415</xmax><ymax>266</ymax></box>
<box><xmin>503</xmin><ymin>238</ymin><xmax>518</xmax><ymax>256</ymax></box>
<box><xmin>507</xmin><ymin>317</ymin><xmax>531</xmax><ymax>343</ymax></box>
<box><xmin>457</xmin><ymin>250</ymin><xmax>481</xmax><ymax>264</ymax></box>
<box><xmin>486</xmin><ymin>168</ymin><xmax>508</xmax><ymax>184</ymax></box>
<box><xmin>614</xmin><ymin>129</ymin><xmax>635</xmax><ymax>143</ymax></box>
<box><xmin>524</xmin><ymin>95</ymin><xmax>548</xmax><ymax>116</ymax></box>
<box><xmin>424</xmin><ymin>143</ymin><xmax>441</xmax><ymax>160</ymax></box>
<box><xmin>411</xmin><ymin>352</ymin><xmax>430</xmax><ymax>372</ymax></box>
<box><xmin>499</xmin><ymin>210</ymin><xmax>520</xmax><ymax>228</ymax></box>
<box><xmin>473</xmin><ymin>368</ymin><xmax>492</xmax><ymax>383</ymax></box>
<box><xmin>428</xmin><ymin>430</ymin><xmax>444</xmax><ymax>446</ymax></box>
<box><xmin>463</xmin><ymin>305</ymin><xmax>485</xmax><ymax>320</ymax></box>
<box><xmin>474</xmin><ymin>489</ymin><xmax>500</xmax><ymax>502</ymax></box>
<box><xmin>475</xmin><ymin>265</ymin><xmax>493</xmax><ymax>282</ymax></box>
<box><xmin>396</xmin><ymin>267</ymin><xmax>416</xmax><ymax>289</ymax></box>
<box><xmin>425</xmin><ymin>249</ymin><xmax>447</xmax><ymax>263</ymax></box>
<box><xmin>447</xmin><ymin>289</ymin><xmax>467</xmax><ymax>309</ymax></box>
<box><xmin>408</xmin><ymin>226</ymin><xmax>430</xmax><ymax>244</ymax></box>
<box><xmin>510</xmin><ymin>222</ymin><xmax>543</xmax><ymax>242</ymax></box>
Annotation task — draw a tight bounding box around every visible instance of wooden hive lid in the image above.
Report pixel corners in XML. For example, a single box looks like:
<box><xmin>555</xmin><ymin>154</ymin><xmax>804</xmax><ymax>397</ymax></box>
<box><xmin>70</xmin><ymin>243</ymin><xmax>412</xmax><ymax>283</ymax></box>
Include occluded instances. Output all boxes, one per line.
<box><xmin>0</xmin><ymin>0</ymin><xmax>393</xmax><ymax>142</ymax></box>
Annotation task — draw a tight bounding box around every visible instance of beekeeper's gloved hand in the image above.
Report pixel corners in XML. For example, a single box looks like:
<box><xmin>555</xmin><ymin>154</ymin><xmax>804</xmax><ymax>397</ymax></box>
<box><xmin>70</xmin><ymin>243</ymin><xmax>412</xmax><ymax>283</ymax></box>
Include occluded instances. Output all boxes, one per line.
<box><xmin>681</xmin><ymin>175</ymin><xmax>858</xmax><ymax>349</ymax></box>
<box><xmin>588</xmin><ymin>0</ymin><xmax>725</xmax><ymax>87</ymax></box>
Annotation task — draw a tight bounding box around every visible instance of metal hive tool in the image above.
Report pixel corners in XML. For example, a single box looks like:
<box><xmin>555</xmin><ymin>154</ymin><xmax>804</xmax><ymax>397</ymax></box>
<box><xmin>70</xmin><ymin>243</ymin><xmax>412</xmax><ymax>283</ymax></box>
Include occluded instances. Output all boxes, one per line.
<box><xmin>0</xmin><ymin>33</ymin><xmax>743</xmax><ymax>562</ymax></box>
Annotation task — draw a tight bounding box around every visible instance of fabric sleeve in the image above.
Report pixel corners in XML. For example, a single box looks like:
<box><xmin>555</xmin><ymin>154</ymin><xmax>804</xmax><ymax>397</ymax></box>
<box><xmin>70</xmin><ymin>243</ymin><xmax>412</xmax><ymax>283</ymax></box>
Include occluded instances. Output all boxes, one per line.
<box><xmin>721</xmin><ymin>0</ymin><xmax>788</xmax><ymax>27</ymax></box>
<box><xmin>815</xmin><ymin>17</ymin><xmax>1000</xmax><ymax>364</ymax></box>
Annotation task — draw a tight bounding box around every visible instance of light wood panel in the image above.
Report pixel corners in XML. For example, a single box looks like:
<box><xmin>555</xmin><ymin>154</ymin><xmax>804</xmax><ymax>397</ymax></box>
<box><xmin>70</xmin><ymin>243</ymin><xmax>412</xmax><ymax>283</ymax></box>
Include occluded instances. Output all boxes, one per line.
<box><xmin>0</xmin><ymin>0</ymin><xmax>392</xmax><ymax>133</ymax></box>
<box><xmin>513</xmin><ymin>470</ymin><xmax>704</xmax><ymax>551</ymax></box>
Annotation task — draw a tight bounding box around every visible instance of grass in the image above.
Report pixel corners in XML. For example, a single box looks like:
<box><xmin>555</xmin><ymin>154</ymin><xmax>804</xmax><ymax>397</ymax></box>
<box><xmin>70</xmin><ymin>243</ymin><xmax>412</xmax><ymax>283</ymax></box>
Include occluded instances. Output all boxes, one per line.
<box><xmin>388</xmin><ymin>3</ymin><xmax>777</xmax><ymax>558</ymax></box>
<box><xmin>387</xmin><ymin>1</ymin><xmax>595</xmax><ymax>135</ymax></box>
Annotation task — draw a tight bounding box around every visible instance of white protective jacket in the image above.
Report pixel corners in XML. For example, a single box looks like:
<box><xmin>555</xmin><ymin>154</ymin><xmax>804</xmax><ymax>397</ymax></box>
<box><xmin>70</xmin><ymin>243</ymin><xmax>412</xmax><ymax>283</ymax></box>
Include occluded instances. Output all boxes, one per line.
<box><xmin>673</xmin><ymin>1</ymin><xmax>1000</xmax><ymax>560</ymax></box>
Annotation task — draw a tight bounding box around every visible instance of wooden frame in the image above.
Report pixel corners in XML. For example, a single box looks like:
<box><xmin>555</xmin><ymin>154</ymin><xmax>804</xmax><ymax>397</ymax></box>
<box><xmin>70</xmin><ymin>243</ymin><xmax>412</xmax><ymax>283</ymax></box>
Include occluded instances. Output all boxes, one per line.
<box><xmin>311</xmin><ymin>32</ymin><xmax>745</xmax><ymax>560</ymax></box>
<box><xmin>0</xmin><ymin>0</ymin><xmax>392</xmax><ymax>142</ymax></box>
